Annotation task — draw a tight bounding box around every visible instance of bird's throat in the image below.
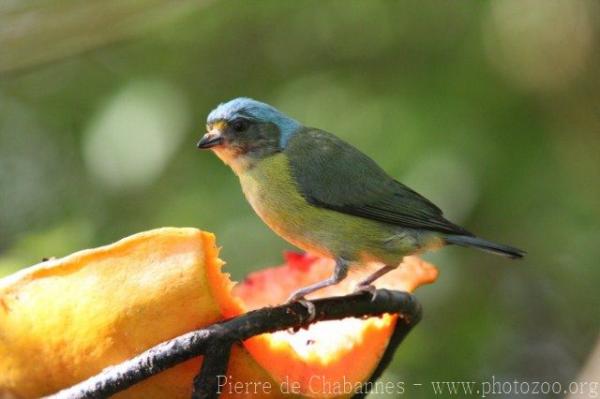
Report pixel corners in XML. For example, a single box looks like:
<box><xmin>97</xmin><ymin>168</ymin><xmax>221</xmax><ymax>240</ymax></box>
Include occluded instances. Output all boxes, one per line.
<box><xmin>212</xmin><ymin>147</ymin><xmax>253</xmax><ymax>175</ymax></box>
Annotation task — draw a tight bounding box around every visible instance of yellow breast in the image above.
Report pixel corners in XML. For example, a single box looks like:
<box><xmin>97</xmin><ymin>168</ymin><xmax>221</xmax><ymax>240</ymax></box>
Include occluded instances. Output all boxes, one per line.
<box><xmin>237</xmin><ymin>153</ymin><xmax>332</xmax><ymax>255</ymax></box>
<box><xmin>234</xmin><ymin>153</ymin><xmax>420</xmax><ymax>264</ymax></box>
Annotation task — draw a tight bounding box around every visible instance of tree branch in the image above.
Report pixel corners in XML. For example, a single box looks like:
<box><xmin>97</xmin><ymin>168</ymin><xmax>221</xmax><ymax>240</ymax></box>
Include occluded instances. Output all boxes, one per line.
<box><xmin>45</xmin><ymin>290</ymin><xmax>421</xmax><ymax>399</ymax></box>
<box><xmin>192</xmin><ymin>339</ymin><xmax>232</xmax><ymax>399</ymax></box>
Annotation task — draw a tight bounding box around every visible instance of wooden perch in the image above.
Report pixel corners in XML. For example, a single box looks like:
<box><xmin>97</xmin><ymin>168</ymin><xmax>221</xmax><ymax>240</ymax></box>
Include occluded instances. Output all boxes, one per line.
<box><xmin>45</xmin><ymin>290</ymin><xmax>422</xmax><ymax>399</ymax></box>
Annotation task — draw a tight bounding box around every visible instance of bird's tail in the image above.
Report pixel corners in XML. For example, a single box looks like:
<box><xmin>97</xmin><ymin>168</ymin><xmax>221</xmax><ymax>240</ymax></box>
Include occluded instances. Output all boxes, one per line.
<box><xmin>446</xmin><ymin>235</ymin><xmax>525</xmax><ymax>259</ymax></box>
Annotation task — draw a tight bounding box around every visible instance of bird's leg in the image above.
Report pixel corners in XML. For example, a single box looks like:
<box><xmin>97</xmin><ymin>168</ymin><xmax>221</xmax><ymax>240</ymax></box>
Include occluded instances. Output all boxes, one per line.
<box><xmin>353</xmin><ymin>264</ymin><xmax>398</xmax><ymax>300</ymax></box>
<box><xmin>287</xmin><ymin>258</ymin><xmax>349</xmax><ymax>302</ymax></box>
<box><xmin>287</xmin><ymin>258</ymin><xmax>349</xmax><ymax>321</ymax></box>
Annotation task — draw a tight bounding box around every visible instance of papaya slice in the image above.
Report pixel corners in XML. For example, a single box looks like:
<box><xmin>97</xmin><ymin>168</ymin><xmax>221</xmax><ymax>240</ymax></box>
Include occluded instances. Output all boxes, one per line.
<box><xmin>232</xmin><ymin>252</ymin><xmax>437</xmax><ymax>398</ymax></box>
<box><xmin>0</xmin><ymin>228</ymin><xmax>437</xmax><ymax>398</ymax></box>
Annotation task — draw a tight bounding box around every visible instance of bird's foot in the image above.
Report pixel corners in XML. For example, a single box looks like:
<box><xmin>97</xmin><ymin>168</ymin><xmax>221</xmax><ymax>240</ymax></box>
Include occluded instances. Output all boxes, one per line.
<box><xmin>286</xmin><ymin>293</ymin><xmax>316</xmax><ymax>323</ymax></box>
<box><xmin>297</xmin><ymin>299</ymin><xmax>316</xmax><ymax>323</ymax></box>
<box><xmin>353</xmin><ymin>284</ymin><xmax>378</xmax><ymax>301</ymax></box>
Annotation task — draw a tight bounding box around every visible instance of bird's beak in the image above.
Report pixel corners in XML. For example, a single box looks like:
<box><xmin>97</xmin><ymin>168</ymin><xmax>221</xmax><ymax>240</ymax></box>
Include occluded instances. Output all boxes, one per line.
<box><xmin>197</xmin><ymin>130</ymin><xmax>224</xmax><ymax>149</ymax></box>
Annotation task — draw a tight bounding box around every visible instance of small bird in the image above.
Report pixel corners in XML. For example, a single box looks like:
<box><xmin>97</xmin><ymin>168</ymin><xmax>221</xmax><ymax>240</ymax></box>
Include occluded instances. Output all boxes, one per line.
<box><xmin>197</xmin><ymin>98</ymin><xmax>524</xmax><ymax>302</ymax></box>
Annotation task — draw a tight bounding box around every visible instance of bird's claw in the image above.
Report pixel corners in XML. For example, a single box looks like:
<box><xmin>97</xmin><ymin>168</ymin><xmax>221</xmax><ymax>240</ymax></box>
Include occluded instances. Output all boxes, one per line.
<box><xmin>297</xmin><ymin>299</ymin><xmax>316</xmax><ymax>322</ymax></box>
<box><xmin>287</xmin><ymin>294</ymin><xmax>316</xmax><ymax>323</ymax></box>
<box><xmin>353</xmin><ymin>284</ymin><xmax>378</xmax><ymax>301</ymax></box>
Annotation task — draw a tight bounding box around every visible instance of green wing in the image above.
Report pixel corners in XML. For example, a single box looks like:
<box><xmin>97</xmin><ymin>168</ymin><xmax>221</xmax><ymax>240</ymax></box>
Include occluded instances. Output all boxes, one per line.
<box><xmin>285</xmin><ymin>128</ymin><xmax>471</xmax><ymax>236</ymax></box>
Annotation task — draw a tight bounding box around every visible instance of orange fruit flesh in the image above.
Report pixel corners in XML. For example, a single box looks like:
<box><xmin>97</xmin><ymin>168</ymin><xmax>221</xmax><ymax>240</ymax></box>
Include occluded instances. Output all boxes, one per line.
<box><xmin>231</xmin><ymin>253</ymin><xmax>437</xmax><ymax>398</ymax></box>
<box><xmin>0</xmin><ymin>228</ymin><xmax>437</xmax><ymax>399</ymax></box>
<box><xmin>0</xmin><ymin>228</ymin><xmax>234</xmax><ymax>398</ymax></box>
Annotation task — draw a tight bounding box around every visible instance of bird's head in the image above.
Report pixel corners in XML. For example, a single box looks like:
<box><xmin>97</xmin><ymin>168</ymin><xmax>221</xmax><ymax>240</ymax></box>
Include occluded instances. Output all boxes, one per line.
<box><xmin>197</xmin><ymin>98</ymin><xmax>300</xmax><ymax>173</ymax></box>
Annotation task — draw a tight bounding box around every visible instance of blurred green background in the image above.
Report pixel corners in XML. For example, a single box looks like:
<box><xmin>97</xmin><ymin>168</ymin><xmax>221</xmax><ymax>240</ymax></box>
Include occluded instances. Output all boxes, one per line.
<box><xmin>1</xmin><ymin>1</ymin><xmax>598</xmax><ymax>397</ymax></box>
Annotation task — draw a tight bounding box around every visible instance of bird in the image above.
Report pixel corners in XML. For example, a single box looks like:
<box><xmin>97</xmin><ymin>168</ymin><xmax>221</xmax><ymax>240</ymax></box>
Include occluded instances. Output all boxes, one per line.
<box><xmin>197</xmin><ymin>97</ymin><xmax>525</xmax><ymax>303</ymax></box>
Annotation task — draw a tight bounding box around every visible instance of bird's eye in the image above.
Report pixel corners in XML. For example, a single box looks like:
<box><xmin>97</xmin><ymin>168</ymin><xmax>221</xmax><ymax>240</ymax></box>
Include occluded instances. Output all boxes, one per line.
<box><xmin>231</xmin><ymin>118</ymin><xmax>250</xmax><ymax>132</ymax></box>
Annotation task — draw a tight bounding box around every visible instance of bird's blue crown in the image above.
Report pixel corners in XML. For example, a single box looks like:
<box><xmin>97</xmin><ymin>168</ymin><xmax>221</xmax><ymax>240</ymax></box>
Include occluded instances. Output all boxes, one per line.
<box><xmin>207</xmin><ymin>97</ymin><xmax>301</xmax><ymax>147</ymax></box>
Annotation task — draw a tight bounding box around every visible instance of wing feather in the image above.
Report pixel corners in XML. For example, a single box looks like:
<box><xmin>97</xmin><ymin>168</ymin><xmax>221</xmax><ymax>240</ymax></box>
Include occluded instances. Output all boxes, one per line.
<box><xmin>285</xmin><ymin>128</ymin><xmax>471</xmax><ymax>236</ymax></box>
